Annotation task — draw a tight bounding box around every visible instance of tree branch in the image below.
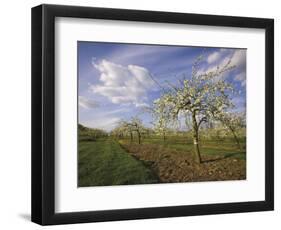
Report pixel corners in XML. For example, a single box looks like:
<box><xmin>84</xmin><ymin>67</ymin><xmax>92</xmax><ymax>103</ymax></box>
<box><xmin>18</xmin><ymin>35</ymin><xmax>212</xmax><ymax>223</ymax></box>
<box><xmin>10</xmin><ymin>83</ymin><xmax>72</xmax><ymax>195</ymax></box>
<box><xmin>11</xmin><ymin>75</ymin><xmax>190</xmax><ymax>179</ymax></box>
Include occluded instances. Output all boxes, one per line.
<box><xmin>198</xmin><ymin>116</ymin><xmax>207</xmax><ymax>128</ymax></box>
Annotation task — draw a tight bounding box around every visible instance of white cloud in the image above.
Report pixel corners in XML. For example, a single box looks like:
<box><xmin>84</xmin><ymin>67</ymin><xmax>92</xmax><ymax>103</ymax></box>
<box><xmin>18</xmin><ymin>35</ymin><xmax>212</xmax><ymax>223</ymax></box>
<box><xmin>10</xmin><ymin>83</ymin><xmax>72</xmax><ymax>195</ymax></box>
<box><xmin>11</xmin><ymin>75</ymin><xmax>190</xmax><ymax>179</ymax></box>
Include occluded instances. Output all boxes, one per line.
<box><xmin>201</xmin><ymin>49</ymin><xmax>246</xmax><ymax>79</ymax></box>
<box><xmin>208</xmin><ymin>49</ymin><xmax>246</xmax><ymax>67</ymax></box>
<box><xmin>234</xmin><ymin>72</ymin><xmax>245</xmax><ymax>81</ymax></box>
<box><xmin>107</xmin><ymin>45</ymin><xmax>185</xmax><ymax>65</ymax></box>
<box><xmin>207</xmin><ymin>51</ymin><xmax>221</xmax><ymax>64</ymax></box>
<box><xmin>201</xmin><ymin>50</ymin><xmax>230</xmax><ymax>74</ymax></box>
<box><xmin>135</xmin><ymin>102</ymin><xmax>149</xmax><ymax>108</ymax></box>
<box><xmin>234</xmin><ymin>72</ymin><xmax>246</xmax><ymax>87</ymax></box>
<box><xmin>79</xmin><ymin>107</ymin><xmax>132</xmax><ymax>131</ymax></box>
<box><xmin>82</xmin><ymin>117</ymin><xmax>121</xmax><ymax>132</ymax></box>
<box><xmin>231</xmin><ymin>96</ymin><xmax>246</xmax><ymax>112</ymax></box>
<box><xmin>231</xmin><ymin>49</ymin><xmax>246</xmax><ymax>67</ymax></box>
<box><xmin>104</xmin><ymin>107</ymin><xmax>131</xmax><ymax>115</ymax></box>
<box><xmin>90</xmin><ymin>59</ymin><xmax>154</xmax><ymax>106</ymax></box>
<box><xmin>79</xmin><ymin>96</ymin><xmax>99</xmax><ymax>109</ymax></box>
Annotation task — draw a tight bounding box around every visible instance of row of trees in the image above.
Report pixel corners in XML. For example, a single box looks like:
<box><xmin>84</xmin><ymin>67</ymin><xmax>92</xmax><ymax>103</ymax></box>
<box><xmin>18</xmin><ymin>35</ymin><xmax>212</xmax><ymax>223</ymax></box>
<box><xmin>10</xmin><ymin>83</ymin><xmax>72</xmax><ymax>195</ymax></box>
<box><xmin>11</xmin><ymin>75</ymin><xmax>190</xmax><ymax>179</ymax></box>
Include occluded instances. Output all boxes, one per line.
<box><xmin>111</xmin><ymin>111</ymin><xmax>245</xmax><ymax>154</ymax></box>
<box><xmin>111</xmin><ymin>114</ymin><xmax>245</xmax><ymax>142</ymax></box>
<box><xmin>111</xmin><ymin>117</ymin><xmax>147</xmax><ymax>144</ymax></box>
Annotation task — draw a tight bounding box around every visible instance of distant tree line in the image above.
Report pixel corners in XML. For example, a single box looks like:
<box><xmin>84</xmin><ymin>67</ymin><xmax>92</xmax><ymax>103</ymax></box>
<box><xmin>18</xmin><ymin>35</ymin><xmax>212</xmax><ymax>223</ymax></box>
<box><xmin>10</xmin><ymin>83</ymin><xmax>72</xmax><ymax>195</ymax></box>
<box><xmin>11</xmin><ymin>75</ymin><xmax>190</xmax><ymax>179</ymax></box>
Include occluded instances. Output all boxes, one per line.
<box><xmin>78</xmin><ymin>124</ymin><xmax>107</xmax><ymax>141</ymax></box>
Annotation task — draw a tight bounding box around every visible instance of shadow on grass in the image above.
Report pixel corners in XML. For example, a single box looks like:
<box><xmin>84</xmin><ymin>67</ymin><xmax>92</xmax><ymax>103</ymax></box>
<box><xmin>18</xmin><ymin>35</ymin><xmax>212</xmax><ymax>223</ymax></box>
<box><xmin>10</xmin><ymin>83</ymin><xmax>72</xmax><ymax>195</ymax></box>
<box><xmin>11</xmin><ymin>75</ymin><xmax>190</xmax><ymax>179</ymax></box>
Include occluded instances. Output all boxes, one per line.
<box><xmin>202</xmin><ymin>152</ymin><xmax>246</xmax><ymax>163</ymax></box>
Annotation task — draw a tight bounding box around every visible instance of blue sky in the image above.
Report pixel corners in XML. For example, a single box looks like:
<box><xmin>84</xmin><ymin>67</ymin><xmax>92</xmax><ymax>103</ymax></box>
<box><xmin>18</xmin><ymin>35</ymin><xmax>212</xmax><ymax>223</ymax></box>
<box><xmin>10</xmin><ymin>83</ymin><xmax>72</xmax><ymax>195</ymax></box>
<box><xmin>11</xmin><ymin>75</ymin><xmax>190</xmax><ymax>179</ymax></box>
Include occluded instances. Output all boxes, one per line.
<box><xmin>78</xmin><ymin>41</ymin><xmax>246</xmax><ymax>131</ymax></box>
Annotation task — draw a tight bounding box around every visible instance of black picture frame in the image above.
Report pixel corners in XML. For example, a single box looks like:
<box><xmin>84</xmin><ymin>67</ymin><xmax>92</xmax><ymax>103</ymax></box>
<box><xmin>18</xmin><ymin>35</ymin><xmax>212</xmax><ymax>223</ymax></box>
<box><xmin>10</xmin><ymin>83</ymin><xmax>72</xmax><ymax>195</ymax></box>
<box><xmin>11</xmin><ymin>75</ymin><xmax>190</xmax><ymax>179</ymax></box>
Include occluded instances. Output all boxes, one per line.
<box><xmin>31</xmin><ymin>4</ymin><xmax>274</xmax><ymax>225</ymax></box>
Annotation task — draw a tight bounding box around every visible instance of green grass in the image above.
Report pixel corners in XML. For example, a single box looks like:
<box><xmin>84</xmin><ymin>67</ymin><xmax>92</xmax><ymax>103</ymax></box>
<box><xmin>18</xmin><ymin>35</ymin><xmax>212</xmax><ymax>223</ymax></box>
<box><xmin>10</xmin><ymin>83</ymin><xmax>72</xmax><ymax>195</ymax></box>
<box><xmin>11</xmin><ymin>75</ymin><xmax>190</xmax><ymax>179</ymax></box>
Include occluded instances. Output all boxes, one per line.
<box><xmin>121</xmin><ymin>136</ymin><xmax>246</xmax><ymax>160</ymax></box>
<box><xmin>78</xmin><ymin>138</ymin><xmax>159</xmax><ymax>187</ymax></box>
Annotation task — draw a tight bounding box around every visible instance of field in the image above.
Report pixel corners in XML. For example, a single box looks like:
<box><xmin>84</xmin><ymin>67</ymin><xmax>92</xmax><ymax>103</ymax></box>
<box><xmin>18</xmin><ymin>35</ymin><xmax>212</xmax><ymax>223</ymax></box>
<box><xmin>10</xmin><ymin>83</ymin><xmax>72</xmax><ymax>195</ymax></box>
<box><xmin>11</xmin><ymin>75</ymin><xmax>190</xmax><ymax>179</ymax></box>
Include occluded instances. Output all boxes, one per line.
<box><xmin>121</xmin><ymin>136</ymin><xmax>246</xmax><ymax>160</ymax></box>
<box><xmin>78</xmin><ymin>138</ymin><xmax>159</xmax><ymax>187</ymax></box>
<box><xmin>78</xmin><ymin>135</ymin><xmax>246</xmax><ymax>187</ymax></box>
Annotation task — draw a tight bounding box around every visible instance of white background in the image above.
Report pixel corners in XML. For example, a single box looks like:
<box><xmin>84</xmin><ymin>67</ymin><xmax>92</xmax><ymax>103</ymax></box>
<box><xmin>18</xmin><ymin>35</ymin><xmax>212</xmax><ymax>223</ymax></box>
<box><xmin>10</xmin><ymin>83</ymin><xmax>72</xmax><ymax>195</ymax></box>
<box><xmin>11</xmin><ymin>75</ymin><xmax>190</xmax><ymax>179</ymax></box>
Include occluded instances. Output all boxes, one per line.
<box><xmin>0</xmin><ymin>0</ymin><xmax>279</xmax><ymax>229</ymax></box>
<box><xmin>56</xmin><ymin>18</ymin><xmax>265</xmax><ymax>212</ymax></box>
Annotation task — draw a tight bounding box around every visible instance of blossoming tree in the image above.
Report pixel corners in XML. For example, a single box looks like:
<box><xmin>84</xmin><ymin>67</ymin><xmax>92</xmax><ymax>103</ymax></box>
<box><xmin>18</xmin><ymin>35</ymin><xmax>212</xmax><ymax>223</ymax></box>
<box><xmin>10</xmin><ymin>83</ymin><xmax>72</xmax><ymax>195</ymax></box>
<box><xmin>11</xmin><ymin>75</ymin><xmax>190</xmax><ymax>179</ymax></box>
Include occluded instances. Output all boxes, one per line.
<box><xmin>154</xmin><ymin>56</ymin><xmax>236</xmax><ymax>163</ymax></box>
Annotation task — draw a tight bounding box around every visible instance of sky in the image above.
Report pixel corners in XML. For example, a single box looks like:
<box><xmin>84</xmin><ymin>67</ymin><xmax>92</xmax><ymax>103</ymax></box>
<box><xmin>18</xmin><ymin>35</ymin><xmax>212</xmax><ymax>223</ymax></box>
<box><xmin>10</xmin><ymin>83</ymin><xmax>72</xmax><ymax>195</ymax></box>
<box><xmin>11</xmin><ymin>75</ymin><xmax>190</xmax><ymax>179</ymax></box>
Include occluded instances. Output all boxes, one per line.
<box><xmin>78</xmin><ymin>41</ymin><xmax>246</xmax><ymax>132</ymax></box>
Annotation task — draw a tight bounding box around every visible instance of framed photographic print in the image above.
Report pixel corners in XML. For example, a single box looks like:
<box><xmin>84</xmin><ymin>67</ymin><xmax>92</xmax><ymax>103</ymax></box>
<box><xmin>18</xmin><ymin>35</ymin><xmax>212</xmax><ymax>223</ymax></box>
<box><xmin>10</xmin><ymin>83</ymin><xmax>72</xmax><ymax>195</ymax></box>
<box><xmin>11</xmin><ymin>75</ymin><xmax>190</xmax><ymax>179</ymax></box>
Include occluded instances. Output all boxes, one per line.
<box><xmin>31</xmin><ymin>4</ymin><xmax>274</xmax><ymax>225</ymax></box>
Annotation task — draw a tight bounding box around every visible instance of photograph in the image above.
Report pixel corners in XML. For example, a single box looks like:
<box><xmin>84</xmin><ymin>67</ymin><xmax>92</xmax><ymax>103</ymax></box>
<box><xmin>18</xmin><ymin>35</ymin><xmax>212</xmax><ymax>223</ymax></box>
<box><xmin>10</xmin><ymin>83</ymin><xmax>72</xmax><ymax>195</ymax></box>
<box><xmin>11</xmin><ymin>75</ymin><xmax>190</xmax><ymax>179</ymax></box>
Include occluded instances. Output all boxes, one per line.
<box><xmin>30</xmin><ymin>3</ymin><xmax>274</xmax><ymax>225</ymax></box>
<box><xmin>78</xmin><ymin>42</ymin><xmax>247</xmax><ymax>187</ymax></box>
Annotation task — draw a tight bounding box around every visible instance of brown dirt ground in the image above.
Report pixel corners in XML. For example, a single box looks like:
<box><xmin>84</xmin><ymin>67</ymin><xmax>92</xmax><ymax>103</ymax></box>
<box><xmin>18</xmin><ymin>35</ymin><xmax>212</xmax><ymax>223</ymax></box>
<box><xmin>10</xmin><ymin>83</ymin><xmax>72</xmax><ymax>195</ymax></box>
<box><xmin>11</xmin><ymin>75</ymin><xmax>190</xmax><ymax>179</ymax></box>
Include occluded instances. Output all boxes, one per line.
<box><xmin>121</xmin><ymin>143</ymin><xmax>246</xmax><ymax>183</ymax></box>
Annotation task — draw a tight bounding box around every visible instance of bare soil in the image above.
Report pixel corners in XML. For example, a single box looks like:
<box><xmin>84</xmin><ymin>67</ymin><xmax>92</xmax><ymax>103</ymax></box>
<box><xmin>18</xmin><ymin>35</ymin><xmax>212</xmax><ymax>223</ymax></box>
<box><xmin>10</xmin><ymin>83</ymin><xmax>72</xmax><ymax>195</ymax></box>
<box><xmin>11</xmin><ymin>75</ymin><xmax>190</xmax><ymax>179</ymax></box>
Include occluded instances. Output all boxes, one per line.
<box><xmin>121</xmin><ymin>143</ymin><xmax>246</xmax><ymax>183</ymax></box>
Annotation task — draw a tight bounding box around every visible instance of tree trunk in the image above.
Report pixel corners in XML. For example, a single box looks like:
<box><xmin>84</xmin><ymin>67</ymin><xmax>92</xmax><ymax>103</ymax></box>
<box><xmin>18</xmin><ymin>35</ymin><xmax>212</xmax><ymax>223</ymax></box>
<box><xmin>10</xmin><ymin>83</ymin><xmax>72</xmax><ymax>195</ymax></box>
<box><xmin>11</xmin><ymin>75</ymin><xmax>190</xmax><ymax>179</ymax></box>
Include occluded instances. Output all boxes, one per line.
<box><xmin>137</xmin><ymin>131</ymin><xmax>141</xmax><ymax>144</ymax></box>
<box><xmin>163</xmin><ymin>132</ymin><xmax>166</xmax><ymax>142</ymax></box>
<box><xmin>192</xmin><ymin>112</ymin><xmax>202</xmax><ymax>164</ymax></box>
<box><xmin>130</xmin><ymin>131</ymin><xmax>133</xmax><ymax>143</ymax></box>
<box><xmin>228</xmin><ymin>126</ymin><xmax>241</xmax><ymax>150</ymax></box>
